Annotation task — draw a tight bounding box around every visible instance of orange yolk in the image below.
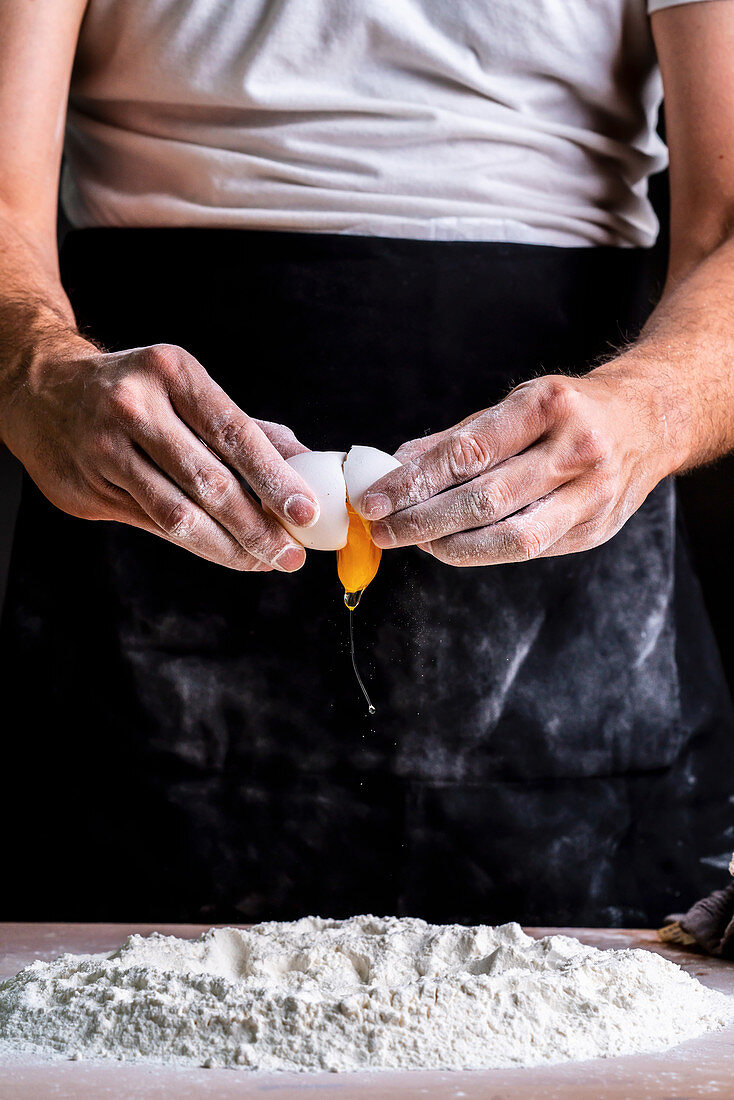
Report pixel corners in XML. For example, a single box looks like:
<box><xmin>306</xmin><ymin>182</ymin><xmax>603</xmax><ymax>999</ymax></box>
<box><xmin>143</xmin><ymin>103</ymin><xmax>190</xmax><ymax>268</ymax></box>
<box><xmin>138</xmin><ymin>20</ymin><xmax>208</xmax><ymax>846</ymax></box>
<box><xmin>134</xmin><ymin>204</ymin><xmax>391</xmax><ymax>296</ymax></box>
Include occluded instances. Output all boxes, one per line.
<box><xmin>337</xmin><ymin>500</ymin><xmax>382</xmax><ymax>609</ymax></box>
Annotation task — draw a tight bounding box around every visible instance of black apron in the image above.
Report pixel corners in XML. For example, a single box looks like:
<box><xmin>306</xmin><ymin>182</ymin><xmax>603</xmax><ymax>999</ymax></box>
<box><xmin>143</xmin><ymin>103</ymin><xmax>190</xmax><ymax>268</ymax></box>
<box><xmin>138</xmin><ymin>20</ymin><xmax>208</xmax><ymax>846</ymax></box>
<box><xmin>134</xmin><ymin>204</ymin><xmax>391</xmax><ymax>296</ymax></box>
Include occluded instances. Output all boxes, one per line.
<box><xmin>2</xmin><ymin>228</ymin><xmax>732</xmax><ymax>925</ymax></box>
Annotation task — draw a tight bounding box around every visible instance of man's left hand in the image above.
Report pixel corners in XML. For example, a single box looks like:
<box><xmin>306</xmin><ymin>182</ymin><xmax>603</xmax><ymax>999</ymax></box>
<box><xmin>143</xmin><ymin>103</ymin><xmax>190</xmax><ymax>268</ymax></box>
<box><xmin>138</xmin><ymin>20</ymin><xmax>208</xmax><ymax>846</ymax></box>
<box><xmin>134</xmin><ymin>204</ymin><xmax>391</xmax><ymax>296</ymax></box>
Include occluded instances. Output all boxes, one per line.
<box><xmin>362</xmin><ymin>369</ymin><xmax>678</xmax><ymax>566</ymax></box>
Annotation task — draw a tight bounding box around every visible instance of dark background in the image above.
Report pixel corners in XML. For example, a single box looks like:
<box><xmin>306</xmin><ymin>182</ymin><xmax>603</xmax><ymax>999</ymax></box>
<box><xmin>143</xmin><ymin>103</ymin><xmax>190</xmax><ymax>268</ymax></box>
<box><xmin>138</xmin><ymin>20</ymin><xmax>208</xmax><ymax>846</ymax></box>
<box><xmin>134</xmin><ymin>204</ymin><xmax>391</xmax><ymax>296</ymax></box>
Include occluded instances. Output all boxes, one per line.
<box><xmin>649</xmin><ymin>163</ymin><xmax>734</xmax><ymax>697</ymax></box>
<box><xmin>0</xmin><ymin>454</ymin><xmax>20</xmax><ymax>614</ymax></box>
<box><xmin>2</xmin><ymin>163</ymin><xmax>734</xmax><ymax>696</ymax></box>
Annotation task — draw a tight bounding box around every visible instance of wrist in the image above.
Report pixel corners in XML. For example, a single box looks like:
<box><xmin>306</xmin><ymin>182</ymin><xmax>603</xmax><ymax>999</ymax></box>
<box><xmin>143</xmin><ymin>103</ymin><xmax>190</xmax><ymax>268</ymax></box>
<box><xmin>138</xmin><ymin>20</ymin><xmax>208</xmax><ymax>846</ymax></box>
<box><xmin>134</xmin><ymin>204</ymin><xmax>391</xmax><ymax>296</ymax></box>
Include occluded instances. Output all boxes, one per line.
<box><xmin>586</xmin><ymin>353</ymin><xmax>691</xmax><ymax>479</ymax></box>
<box><xmin>0</xmin><ymin>305</ymin><xmax>98</xmax><ymax>444</ymax></box>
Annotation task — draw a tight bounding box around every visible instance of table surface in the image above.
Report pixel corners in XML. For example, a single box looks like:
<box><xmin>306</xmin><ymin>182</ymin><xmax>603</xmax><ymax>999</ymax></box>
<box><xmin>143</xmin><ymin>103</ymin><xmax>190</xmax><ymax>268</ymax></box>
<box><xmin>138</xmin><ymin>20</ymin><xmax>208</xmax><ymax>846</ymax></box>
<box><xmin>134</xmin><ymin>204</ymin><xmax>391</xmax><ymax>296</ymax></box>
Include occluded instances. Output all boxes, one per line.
<box><xmin>1</xmin><ymin>923</ymin><xmax>733</xmax><ymax>1099</ymax></box>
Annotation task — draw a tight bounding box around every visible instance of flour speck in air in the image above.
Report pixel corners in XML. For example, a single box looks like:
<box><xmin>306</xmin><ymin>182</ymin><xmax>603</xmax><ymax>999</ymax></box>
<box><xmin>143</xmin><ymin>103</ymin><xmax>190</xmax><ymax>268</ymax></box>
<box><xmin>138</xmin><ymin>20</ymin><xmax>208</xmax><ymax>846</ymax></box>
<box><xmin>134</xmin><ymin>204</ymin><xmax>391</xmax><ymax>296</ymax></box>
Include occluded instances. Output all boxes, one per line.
<box><xmin>0</xmin><ymin>916</ymin><xmax>731</xmax><ymax>1072</ymax></box>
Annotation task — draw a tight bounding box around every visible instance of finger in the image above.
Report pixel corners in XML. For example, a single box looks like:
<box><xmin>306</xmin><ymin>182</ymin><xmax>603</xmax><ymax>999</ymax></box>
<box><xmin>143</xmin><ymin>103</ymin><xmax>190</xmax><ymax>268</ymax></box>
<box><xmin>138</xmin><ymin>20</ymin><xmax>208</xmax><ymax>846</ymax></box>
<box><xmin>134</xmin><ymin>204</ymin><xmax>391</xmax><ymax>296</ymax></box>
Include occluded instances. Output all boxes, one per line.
<box><xmin>424</xmin><ymin>479</ymin><xmax>599</xmax><ymax>567</ymax></box>
<box><xmin>393</xmin><ymin>412</ymin><xmax>481</xmax><ymax>463</ymax></box>
<box><xmin>371</xmin><ymin>441</ymin><xmax>568</xmax><ymax>549</ymax></box>
<box><xmin>99</xmin><ymin>485</ymin><xmax>273</xmax><ymax>570</ymax></box>
<box><xmin>101</xmin><ymin>445</ymin><xmax>277</xmax><ymax>572</ymax></box>
<box><xmin>362</xmin><ymin>387</ymin><xmax>545</xmax><ymax>521</ymax></box>
<box><xmin>394</xmin><ymin>430</ymin><xmax>451</xmax><ymax>464</ymax></box>
<box><xmin>254</xmin><ymin>418</ymin><xmax>310</xmax><ymax>460</ymax></box>
<box><xmin>130</xmin><ymin>409</ymin><xmax>307</xmax><ymax>571</ymax></box>
<box><xmin>536</xmin><ymin>505</ymin><xmax>622</xmax><ymax>559</ymax></box>
<box><xmin>169</xmin><ymin>364</ymin><xmax>319</xmax><ymax>528</ymax></box>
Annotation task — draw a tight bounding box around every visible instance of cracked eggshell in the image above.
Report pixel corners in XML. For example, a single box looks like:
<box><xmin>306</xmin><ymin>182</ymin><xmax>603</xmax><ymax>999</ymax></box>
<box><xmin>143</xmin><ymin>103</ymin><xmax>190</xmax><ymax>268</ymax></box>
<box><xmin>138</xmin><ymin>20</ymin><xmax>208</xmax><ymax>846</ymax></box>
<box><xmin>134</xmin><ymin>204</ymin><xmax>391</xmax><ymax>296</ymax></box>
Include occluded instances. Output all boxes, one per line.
<box><xmin>281</xmin><ymin>446</ymin><xmax>402</xmax><ymax>551</ymax></box>
<box><xmin>343</xmin><ymin>445</ymin><xmax>402</xmax><ymax>515</ymax></box>
<box><xmin>281</xmin><ymin>450</ymin><xmax>348</xmax><ymax>550</ymax></box>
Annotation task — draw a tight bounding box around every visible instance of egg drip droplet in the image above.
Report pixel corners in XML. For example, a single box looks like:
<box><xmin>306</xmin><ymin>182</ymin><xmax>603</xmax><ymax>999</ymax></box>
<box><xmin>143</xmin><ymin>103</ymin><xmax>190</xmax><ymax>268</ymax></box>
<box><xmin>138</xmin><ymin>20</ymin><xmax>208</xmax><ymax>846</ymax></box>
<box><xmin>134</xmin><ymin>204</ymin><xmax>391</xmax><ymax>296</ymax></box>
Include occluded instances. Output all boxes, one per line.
<box><xmin>337</xmin><ymin>500</ymin><xmax>381</xmax><ymax>714</ymax></box>
<box><xmin>349</xmin><ymin>608</ymin><xmax>375</xmax><ymax>716</ymax></box>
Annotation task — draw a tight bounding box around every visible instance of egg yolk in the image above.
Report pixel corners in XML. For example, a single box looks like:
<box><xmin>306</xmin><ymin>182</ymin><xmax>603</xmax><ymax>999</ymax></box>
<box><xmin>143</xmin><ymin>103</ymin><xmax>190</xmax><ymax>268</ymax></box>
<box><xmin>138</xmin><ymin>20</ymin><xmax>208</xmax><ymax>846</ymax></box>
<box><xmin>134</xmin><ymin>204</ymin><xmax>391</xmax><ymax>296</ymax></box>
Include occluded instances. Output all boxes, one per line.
<box><xmin>337</xmin><ymin>500</ymin><xmax>382</xmax><ymax>609</ymax></box>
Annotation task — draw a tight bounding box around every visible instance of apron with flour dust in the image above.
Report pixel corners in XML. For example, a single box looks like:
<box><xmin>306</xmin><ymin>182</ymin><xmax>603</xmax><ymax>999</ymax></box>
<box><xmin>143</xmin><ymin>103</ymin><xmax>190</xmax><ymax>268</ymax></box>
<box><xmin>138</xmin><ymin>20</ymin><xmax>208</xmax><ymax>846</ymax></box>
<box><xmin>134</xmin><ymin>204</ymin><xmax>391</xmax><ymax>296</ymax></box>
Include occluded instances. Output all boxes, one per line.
<box><xmin>2</xmin><ymin>228</ymin><xmax>732</xmax><ymax>925</ymax></box>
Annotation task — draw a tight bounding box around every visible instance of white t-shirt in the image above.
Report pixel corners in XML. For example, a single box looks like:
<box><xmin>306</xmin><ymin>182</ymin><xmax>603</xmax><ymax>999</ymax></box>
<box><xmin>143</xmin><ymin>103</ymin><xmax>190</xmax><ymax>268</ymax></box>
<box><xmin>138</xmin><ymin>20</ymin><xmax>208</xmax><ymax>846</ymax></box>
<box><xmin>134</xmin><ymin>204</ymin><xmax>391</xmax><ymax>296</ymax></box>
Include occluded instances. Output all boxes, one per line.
<box><xmin>62</xmin><ymin>0</ymin><xmax>713</xmax><ymax>248</ymax></box>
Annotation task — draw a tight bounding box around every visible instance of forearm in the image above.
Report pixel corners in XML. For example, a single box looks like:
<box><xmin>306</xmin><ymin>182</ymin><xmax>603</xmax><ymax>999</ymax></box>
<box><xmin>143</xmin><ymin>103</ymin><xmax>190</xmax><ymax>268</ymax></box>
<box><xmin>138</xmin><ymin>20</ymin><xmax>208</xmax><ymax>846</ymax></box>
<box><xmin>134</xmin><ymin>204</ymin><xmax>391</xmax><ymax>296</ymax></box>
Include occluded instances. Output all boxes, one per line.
<box><xmin>591</xmin><ymin>232</ymin><xmax>734</xmax><ymax>476</ymax></box>
<box><xmin>0</xmin><ymin>206</ymin><xmax>95</xmax><ymax>444</ymax></box>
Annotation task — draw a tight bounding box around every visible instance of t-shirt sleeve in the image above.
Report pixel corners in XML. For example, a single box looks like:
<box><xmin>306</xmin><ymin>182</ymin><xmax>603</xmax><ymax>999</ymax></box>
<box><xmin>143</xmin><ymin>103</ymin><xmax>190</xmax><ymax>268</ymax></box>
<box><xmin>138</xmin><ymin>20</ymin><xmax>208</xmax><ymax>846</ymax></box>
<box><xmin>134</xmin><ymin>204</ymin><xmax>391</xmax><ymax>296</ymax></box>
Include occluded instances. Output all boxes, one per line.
<box><xmin>649</xmin><ymin>0</ymin><xmax>731</xmax><ymax>13</ymax></box>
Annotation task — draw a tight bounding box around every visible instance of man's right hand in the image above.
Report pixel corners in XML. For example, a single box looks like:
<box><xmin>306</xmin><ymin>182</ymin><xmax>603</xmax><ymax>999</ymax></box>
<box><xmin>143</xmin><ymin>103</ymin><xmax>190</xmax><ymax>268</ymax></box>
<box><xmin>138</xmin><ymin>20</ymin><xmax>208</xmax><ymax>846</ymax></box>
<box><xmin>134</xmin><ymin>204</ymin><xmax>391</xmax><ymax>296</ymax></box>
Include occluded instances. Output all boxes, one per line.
<box><xmin>0</xmin><ymin>341</ymin><xmax>319</xmax><ymax>572</ymax></box>
<box><xmin>0</xmin><ymin>3</ymin><xmax>319</xmax><ymax>573</ymax></box>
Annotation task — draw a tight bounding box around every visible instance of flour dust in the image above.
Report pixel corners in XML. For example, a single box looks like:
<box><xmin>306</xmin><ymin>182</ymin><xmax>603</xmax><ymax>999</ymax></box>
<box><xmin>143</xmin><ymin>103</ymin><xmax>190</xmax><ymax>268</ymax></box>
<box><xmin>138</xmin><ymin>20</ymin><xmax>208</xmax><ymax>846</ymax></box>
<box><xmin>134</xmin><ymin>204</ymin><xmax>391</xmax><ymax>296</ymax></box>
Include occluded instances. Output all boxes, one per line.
<box><xmin>0</xmin><ymin>916</ymin><xmax>731</xmax><ymax>1072</ymax></box>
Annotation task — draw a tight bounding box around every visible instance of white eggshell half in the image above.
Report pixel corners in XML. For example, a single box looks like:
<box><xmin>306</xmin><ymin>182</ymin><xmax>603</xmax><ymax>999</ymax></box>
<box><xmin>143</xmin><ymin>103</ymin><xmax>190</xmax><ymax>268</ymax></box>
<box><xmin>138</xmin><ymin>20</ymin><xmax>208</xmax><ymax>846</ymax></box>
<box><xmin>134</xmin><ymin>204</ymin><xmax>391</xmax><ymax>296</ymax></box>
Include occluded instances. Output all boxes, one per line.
<box><xmin>282</xmin><ymin>451</ymin><xmax>348</xmax><ymax>550</ymax></box>
<box><xmin>343</xmin><ymin>445</ymin><xmax>402</xmax><ymax>515</ymax></box>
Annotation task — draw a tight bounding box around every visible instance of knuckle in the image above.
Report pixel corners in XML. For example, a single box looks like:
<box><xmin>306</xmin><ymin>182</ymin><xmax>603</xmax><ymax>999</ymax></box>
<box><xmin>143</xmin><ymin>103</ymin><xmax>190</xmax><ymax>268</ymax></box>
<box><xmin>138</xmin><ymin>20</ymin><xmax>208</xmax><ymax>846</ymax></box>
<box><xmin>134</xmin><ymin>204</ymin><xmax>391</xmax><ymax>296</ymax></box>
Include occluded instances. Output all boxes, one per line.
<box><xmin>464</xmin><ymin>487</ymin><xmax>496</xmax><ymax>524</ymax></box>
<box><xmin>160</xmin><ymin>500</ymin><xmax>196</xmax><ymax>539</ymax></box>
<box><xmin>191</xmin><ymin>464</ymin><xmax>234</xmax><ymax>507</ymax></box>
<box><xmin>536</xmin><ymin>376</ymin><xmax>578</xmax><ymax>423</ymax></box>
<box><xmin>142</xmin><ymin>343</ymin><xmax>185</xmax><ymax>376</ymax></box>
<box><xmin>447</xmin><ymin>429</ymin><xmax>492</xmax><ymax>481</ymax></box>
<box><xmin>491</xmin><ymin>476</ymin><xmax>514</xmax><ymax>516</ymax></box>
<box><xmin>107</xmin><ymin>381</ymin><xmax>144</xmax><ymax>424</ymax></box>
<box><xmin>98</xmin><ymin>479</ymin><xmax>126</xmax><ymax>503</ymax></box>
<box><xmin>568</xmin><ymin>427</ymin><xmax>611</xmax><ymax>469</ymax></box>
<box><xmin>212</xmin><ymin>416</ymin><xmax>252</xmax><ymax>456</ymax></box>
<box><xmin>514</xmin><ymin>524</ymin><xmax>546</xmax><ymax>561</ymax></box>
<box><xmin>398</xmin><ymin>508</ymin><xmax>427</xmax><ymax>541</ymax></box>
<box><xmin>238</xmin><ymin>522</ymin><xmax>285</xmax><ymax>561</ymax></box>
<box><xmin>402</xmin><ymin>459</ymin><xmax>428</xmax><ymax>500</ymax></box>
<box><xmin>231</xmin><ymin>527</ymin><xmax>257</xmax><ymax>556</ymax></box>
<box><xmin>88</xmin><ymin>430</ymin><xmax>119</xmax><ymax>465</ymax></box>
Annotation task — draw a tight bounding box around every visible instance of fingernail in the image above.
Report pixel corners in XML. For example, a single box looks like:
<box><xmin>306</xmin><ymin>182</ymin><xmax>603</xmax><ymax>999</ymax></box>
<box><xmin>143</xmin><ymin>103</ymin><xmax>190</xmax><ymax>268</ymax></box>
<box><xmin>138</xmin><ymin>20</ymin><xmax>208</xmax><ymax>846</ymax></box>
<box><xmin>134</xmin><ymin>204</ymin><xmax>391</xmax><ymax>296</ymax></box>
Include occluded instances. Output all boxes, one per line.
<box><xmin>274</xmin><ymin>545</ymin><xmax>306</xmax><ymax>572</ymax></box>
<box><xmin>362</xmin><ymin>493</ymin><xmax>392</xmax><ymax>520</ymax></box>
<box><xmin>284</xmin><ymin>494</ymin><xmax>319</xmax><ymax>527</ymax></box>
<box><xmin>371</xmin><ymin>521</ymin><xmax>396</xmax><ymax>547</ymax></box>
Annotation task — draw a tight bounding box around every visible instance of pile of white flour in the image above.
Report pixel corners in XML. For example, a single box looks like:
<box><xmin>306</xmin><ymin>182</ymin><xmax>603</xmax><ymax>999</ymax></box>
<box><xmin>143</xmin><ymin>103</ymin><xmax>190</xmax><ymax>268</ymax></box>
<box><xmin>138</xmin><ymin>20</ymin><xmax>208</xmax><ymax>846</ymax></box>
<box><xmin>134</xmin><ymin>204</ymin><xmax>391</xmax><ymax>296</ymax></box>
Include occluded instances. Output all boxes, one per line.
<box><xmin>0</xmin><ymin>916</ymin><xmax>731</xmax><ymax>1072</ymax></box>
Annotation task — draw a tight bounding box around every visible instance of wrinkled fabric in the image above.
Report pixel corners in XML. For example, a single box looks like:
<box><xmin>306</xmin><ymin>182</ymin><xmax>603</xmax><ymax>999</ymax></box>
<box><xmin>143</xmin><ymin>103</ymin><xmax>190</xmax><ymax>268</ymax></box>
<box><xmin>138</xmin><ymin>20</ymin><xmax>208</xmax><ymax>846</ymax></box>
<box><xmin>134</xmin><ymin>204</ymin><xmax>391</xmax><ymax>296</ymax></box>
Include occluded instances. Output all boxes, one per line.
<box><xmin>1</xmin><ymin>228</ymin><xmax>732</xmax><ymax>924</ymax></box>
<box><xmin>64</xmin><ymin>0</ymin><xmax>667</xmax><ymax>246</ymax></box>
<box><xmin>677</xmin><ymin>883</ymin><xmax>734</xmax><ymax>957</ymax></box>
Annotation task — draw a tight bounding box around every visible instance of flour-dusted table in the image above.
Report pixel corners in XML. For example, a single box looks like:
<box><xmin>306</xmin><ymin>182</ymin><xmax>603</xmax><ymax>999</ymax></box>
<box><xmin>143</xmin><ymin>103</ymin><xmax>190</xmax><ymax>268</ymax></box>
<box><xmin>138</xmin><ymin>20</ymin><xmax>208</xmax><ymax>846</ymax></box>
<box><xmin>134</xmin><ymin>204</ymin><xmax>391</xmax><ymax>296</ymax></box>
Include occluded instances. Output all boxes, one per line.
<box><xmin>1</xmin><ymin>924</ymin><xmax>733</xmax><ymax>1099</ymax></box>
